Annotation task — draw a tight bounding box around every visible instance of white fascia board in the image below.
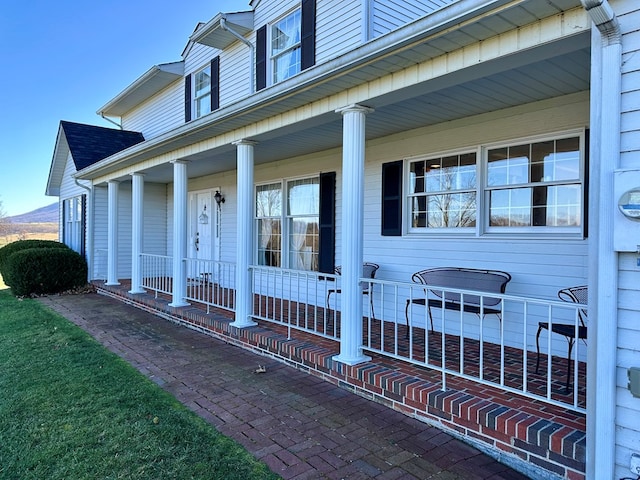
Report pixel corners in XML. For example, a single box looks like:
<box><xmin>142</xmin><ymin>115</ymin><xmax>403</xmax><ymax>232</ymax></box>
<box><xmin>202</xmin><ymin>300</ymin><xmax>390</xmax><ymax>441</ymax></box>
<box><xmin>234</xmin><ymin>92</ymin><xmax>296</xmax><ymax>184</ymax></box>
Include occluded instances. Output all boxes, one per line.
<box><xmin>97</xmin><ymin>61</ymin><xmax>185</xmax><ymax>117</ymax></box>
<box><xmin>45</xmin><ymin>125</ymin><xmax>70</xmax><ymax>197</ymax></box>
<box><xmin>190</xmin><ymin>11</ymin><xmax>254</xmax><ymax>49</ymax></box>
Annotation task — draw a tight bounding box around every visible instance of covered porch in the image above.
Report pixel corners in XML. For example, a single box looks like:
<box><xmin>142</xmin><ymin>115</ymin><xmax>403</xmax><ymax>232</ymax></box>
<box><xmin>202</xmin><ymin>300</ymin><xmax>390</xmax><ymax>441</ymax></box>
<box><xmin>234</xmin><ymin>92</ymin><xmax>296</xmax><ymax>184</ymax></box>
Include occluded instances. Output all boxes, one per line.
<box><xmin>94</xmin><ymin>261</ymin><xmax>587</xmax><ymax>478</ymax></box>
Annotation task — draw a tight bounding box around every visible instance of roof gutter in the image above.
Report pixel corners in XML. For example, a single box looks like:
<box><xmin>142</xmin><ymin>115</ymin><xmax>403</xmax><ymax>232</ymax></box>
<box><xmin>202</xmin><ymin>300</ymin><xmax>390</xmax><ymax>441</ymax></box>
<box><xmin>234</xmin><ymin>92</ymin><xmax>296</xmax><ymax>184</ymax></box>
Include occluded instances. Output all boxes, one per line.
<box><xmin>220</xmin><ymin>15</ymin><xmax>255</xmax><ymax>94</ymax></box>
<box><xmin>581</xmin><ymin>1</ymin><xmax>621</xmax><ymax>479</ymax></box>
<box><xmin>100</xmin><ymin>113</ymin><xmax>122</xmax><ymax>130</ymax></box>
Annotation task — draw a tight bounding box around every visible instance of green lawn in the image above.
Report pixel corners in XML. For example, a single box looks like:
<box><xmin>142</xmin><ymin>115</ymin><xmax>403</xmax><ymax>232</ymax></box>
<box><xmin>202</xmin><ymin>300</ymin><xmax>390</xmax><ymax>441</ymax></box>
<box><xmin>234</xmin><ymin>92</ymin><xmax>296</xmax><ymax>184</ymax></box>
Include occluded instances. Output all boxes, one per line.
<box><xmin>0</xmin><ymin>289</ymin><xmax>280</xmax><ymax>480</ymax></box>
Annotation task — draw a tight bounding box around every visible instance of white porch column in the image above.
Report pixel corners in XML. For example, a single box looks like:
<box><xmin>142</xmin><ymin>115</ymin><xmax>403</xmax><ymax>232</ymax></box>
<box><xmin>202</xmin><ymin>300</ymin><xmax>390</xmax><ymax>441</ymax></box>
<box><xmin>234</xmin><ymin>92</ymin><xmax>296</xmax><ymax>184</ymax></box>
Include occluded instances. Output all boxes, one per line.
<box><xmin>231</xmin><ymin>139</ymin><xmax>258</xmax><ymax>328</ymax></box>
<box><xmin>169</xmin><ymin>160</ymin><xmax>190</xmax><ymax>307</ymax></box>
<box><xmin>333</xmin><ymin>104</ymin><xmax>373</xmax><ymax>365</ymax></box>
<box><xmin>129</xmin><ymin>173</ymin><xmax>145</xmax><ymax>294</ymax></box>
<box><xmin>105</xmin><ymin>180</ymin><xmax>120</xmax><ymax>286</ymax></box>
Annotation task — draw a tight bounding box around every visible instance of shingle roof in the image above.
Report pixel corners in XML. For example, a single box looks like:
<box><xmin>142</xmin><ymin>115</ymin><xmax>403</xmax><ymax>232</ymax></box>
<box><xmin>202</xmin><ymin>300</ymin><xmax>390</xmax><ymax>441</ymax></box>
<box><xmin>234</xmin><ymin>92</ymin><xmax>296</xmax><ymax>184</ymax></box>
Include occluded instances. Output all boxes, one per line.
<box><xmin>60</xmin><ymin>121</ymin><xmax>145</xmax><ymax>171</ymax></box>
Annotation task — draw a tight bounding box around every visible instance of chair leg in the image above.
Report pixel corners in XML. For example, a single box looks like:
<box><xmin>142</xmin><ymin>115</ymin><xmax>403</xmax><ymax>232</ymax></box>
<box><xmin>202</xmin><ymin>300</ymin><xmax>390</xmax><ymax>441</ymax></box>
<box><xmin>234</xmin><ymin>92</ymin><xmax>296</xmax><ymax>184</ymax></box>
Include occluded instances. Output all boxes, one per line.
<box><xmin>326</xmin><ymin>291</ymin><xmax>333</xmax><ymax>313</ymax></box>
<box><xmin>565</xmin><ymin>338</ymin><xmax>575</xmax><ymax>393</ymax></box>
<box><xmin>369</xmin><ymin>292</ymin><xmax>375</xmax><ymax>320</ymax></box>
<box><xmin>535</xmin><ymin>324</ymin><xmax>544</xmax><ymax>374</ymax></box>
<box><xmin>405</xmin><ymin>300</ymin><xmax>411</xmax><ymax>338</ymax></box>
<box><xmin>427</xmin><ymin>306</ymin><xmax>434</xmax><ymax>333</ymax></box>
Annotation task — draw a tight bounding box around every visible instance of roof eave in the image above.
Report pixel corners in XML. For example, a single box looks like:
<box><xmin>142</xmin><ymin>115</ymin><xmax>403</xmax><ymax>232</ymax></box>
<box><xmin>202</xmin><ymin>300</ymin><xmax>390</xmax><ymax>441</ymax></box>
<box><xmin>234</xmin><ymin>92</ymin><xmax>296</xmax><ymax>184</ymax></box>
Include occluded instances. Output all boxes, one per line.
<box><xmin>45</xmin><ymin>124</ymin><xmax>70</xmax><ymax>197</ymax></box>
<box><xmin>97</xmin><ymin>61</ymin><xmax>185</xmax><ymax>117</ymax></box>
<box><xmin>190</xmin><ymin>11</ymin><xmax>254</xmax><ymax>49</ymax></box>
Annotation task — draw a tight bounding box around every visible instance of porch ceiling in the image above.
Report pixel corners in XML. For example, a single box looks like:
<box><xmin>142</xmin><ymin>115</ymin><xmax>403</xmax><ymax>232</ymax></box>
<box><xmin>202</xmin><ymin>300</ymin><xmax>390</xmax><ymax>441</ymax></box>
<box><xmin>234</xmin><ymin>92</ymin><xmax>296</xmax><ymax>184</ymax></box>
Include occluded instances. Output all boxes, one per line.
<box><xmin>138</xmin><ymin>38</ymin><xmax>590</xmax><ymax>184</ymax></box>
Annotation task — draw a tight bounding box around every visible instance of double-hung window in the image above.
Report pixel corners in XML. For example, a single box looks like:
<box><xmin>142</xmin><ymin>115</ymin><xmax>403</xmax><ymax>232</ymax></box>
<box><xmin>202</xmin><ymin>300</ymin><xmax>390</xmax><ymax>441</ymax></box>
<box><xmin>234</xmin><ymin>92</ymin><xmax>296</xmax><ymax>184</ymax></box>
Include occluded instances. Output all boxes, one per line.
<box><xmin>396</xmin><ymin>130</ymin><xmax>585</xmax><ymax>237</ymax></box>
<box><xmin>256</xmin><ymin>176</ymin><xmax>321</xmax><ymax>271</ymax></box>
<box><xmin>271</xmin><ymin>9</ymin><xmax>302</xmax><ymax>83</ymax></box>
<box><xmin>408</xmin><ymin>152</ymin><xmax>477</xmax><ymax>232</ymax></box>
<box><xmin>193</xmin><ymin>64</ymin><xmax>212</xmax><ymax>119</ymax></box>
<box><xmin>486</xmin><ymin>135</ymin><xmax>582</xmax><ymax>232</ymax></box>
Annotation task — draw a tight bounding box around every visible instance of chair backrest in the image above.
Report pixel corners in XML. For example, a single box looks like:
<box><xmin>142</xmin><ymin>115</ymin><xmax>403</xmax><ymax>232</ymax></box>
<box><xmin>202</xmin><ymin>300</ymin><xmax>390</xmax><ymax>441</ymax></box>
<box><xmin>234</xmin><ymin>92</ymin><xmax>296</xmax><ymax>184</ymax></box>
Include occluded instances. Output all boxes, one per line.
<box><xmin>411</xmin><ymin>267</ymin><xmax>511</xmax><ymax>307</ymax></box>
<box><xmin>558</xmin><ymin>285</ymin><xmax>588</xmax><ymax>326</ymax></box>
<box><xmin>334</xmin><ymin>263</ymin><xmax>379</xmax><ymax>290</ymax></box>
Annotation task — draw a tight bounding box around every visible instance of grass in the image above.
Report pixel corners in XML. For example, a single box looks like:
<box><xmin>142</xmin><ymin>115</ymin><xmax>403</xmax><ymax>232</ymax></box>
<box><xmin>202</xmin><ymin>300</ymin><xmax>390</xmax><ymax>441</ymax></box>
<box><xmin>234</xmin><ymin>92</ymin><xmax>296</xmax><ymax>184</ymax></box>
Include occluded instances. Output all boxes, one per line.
<box><xmin>0</xmin><ymin>289</ymin><xmax>280</xmax><ymax>480</ymax></box>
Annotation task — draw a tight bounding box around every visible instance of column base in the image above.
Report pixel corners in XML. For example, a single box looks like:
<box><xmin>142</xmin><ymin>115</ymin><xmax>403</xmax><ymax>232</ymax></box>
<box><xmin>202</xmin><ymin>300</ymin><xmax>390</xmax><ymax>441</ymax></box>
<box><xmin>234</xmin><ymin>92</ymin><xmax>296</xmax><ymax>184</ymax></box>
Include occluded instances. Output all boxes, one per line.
<box><xmin>105</xmin><ymin>281</ymin><xmax>121</xmax><ymax>286</ymax></box>
<box><xmin>128</xmin><ymin>288</ymin><xmax>146</xmax><ymax>294</ymax></box>
<box><xmin>332</xmin><ymin>353</ymin><xmax>371</xmax><ymax>366</ymax></box>
<box><xmin>230</xmin><ymin>319</ymin><xmax>258</xmax><ymax>328</ymax></box>
<box><xmin>168</xmin><ymin>301</ymin><xmax>190</xmax><ymax>308</ymax></box>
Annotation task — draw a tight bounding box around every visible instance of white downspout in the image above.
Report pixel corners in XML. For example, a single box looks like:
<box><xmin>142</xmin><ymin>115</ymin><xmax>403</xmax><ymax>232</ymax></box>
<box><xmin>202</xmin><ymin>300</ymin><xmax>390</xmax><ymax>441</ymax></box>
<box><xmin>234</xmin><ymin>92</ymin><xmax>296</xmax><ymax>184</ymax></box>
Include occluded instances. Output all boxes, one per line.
<box><xmin>220</xmin><ymin>16</ymin><xmax>255</xmax><ymax>94</ymax></box>
<box><xmin>580</xmin><ymin>1</ymin><xmax>621</xmax><ymax>479</ymax></box>
<box><xmin>74</xmin><ymin>178</ymin><xmax>94</xmax><ymax>282</ymax></box>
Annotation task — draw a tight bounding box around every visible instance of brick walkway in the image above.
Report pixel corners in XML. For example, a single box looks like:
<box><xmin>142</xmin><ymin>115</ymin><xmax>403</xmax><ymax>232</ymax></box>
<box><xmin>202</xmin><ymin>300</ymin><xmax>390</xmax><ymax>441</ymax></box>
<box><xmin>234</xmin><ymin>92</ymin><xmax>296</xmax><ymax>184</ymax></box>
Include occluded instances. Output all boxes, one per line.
<box><xmin>38</xmin><ymin>292</ymin><xmax>531</xmax><ymax>480</ymax></box>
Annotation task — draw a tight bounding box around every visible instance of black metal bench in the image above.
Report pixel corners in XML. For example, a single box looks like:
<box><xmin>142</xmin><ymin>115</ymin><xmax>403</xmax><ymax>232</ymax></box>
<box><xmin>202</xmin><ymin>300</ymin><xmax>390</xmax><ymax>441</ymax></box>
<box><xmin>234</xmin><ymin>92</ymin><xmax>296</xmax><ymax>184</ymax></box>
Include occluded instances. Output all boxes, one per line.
<box><xmin>405</xmin><ymin>267</ymin><xmax>512</xmax><ymax>332</ymax></box>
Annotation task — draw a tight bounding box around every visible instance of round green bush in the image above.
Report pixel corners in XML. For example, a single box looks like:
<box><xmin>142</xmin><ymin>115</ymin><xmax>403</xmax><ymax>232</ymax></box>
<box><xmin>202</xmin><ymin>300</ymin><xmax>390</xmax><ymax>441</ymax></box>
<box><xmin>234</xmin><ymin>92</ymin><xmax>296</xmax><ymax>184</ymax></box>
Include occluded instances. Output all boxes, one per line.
<box><xmin>5</xmin><ymin>247</ymin><xmax>88</xmax><ymax>296</ymax></box>
<box><xmin>0</xmin><ymin>240</ymin><xmax>68</xmax><ymax>286</ymax></box>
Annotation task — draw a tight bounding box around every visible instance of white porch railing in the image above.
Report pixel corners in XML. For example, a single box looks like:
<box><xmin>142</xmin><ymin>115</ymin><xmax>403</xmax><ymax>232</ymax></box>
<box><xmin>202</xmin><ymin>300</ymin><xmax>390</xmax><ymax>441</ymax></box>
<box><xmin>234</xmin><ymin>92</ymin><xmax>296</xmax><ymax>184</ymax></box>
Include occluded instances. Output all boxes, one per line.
<box><xmin>250</xmin><ymin>265</ymin><xmax>342</xmax><ymax>340</ymax></box>
<box><xmin>126</xmin><ymin>254</ymin><xmax>586</xmax><ymax>413</ymax></box>
<box><xmin>184</xmin><ymin>257</ymin><xmax>235</xmax><ymax>313</ymax></box>
<box><xmin>140</xmin><ymin>253</ymin><xmax>173</xmax><ymax>297</ymax></box>
<box><xmin>364</xmin><ymin>279</ymin><xmax>587</xmax><ymax>413</ymax></box>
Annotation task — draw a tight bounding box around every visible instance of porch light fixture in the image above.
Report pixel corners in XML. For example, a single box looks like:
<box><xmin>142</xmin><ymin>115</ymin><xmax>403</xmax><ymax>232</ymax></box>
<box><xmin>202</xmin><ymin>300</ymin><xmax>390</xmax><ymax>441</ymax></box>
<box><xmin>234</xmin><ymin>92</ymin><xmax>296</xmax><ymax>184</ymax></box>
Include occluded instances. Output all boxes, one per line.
<box><xmin>214</xmin><ymin>190</ymin><xmax>225</xmax><ymax>208</ymax></box>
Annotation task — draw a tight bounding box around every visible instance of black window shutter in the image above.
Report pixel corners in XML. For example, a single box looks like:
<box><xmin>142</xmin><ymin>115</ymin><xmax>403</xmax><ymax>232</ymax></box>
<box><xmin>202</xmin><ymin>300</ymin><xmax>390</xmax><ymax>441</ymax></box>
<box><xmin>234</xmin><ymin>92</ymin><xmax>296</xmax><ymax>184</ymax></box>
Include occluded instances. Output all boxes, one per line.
<box><xmin>211</xmin><ymin>56</ymin><xmax>220</xmax><ymax>111</ymax></box>
<box><xmin>381</xmin><ymin>160</ymin><xmax>403</xmax><ymax>236</ymax></box>
<box><xmin>256</xmin><ymin>25</ymin><xmax>267</xmax><ymax>91</ymax></box>
<box><xmin>318</xmin><ymin>171</ymin><xmax>336</xmax><ymax>273</ymax></box>
<box><xmin>184</xmin><ymin>74</ymin><xmax>192</xmax><ymax>122</ymax></box>
<box><xmin>301</xmin><ymin>0</ymin><xmax>316</xmax><ymax>70</ymax></box>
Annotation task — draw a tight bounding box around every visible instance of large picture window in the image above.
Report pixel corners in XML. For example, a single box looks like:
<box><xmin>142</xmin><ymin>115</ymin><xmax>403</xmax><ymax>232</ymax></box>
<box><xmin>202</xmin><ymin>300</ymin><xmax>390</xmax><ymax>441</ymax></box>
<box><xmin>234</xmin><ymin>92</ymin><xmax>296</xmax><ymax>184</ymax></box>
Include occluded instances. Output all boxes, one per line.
<box><xmin>486</xmin><ymin>136</ymin><xmax>582</xmax><ymax>231</ymax></box>
<box><xmin>408</xmin><ymin>153</ymin><xmax>477</xmax><ymax>231</ymax></box>
<box><xmin>256</xmin><ymin>176</ymin><xmax>322</xmax><ymax>271</ymax></box>
<box><xmin>402</xmin><ymin>131</ymin><xmax>585</xmax><ymax>236</ymax></box>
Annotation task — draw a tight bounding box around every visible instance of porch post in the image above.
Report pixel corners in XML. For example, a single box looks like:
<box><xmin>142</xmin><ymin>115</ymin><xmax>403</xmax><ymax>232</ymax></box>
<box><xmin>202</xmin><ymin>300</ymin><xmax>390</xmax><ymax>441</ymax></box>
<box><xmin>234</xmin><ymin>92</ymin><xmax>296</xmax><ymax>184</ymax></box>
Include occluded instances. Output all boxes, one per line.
<box><xmin>129</xmin><ymin>173</ymin><xmax>145</xmax><ymax>294</ymax></box>
<box><xmin>231</xmin><ymin>139</ymin><xmax>258</xmax><ymax>328</ymax></box>
<box><xmin>169</xmin><ymin>160</ymin><xmax>190</xmax><ymax>308</ymax></box>
<box><xmin>333</xmin><ymin>104</ymin><xmax>373</xmax><ymax>365</ymax></box>
<box><xmin>105</xmin><ymin>180</ymin><xmax>120</xmax><ymax>286</ymax></box>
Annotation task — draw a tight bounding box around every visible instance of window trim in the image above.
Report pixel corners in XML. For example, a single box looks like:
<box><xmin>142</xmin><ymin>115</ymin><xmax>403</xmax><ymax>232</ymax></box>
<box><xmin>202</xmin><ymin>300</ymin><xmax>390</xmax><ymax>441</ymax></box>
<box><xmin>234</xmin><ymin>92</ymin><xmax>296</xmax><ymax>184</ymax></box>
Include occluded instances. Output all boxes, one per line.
<box><xmin>192</xmin><ymin>63</ymin><xmax>212</xmax><ymax>119</ymax></box>
<box><xmin>269</xmin><ymin>8</ymin><xmax>302</xmax><ymax>84</ymax></box>
<box><xmin>402</xmin><ymin>129</ymin><xmax>587</xmax><ymax>239</ymax></box>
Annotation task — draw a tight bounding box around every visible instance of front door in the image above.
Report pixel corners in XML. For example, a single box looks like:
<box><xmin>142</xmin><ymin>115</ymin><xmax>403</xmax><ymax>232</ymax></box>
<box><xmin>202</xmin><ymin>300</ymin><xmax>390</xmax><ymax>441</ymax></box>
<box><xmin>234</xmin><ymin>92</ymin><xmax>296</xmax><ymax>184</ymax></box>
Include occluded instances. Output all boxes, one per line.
<box><xmin>189</xmin><ymin>190</ymin><xmax>218</xmax><ymax>279</ymax></box>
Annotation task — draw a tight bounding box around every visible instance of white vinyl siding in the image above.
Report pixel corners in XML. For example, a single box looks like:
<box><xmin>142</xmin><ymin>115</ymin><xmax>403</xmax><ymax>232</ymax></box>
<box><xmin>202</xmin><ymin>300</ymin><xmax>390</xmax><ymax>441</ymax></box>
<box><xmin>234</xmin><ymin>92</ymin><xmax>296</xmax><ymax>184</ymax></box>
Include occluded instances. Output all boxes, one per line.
<box><xmin>616</xmin><ymin>1</ymin><xmax>640</xmax><ymax>478</ymax></box>
<box><xmin>316</xmin><ymin>0</ymin><xmax>361</xmax><ymax>63</ymax></box>
<box><xmin>120</xmin><ymin>81</ymin><xmax>184</xmax><ymax>139</ymax></box>
<box><xmin>371</xmin><ymin>0</ymin><xmax>455</xmax><ymax>38</ymax></box>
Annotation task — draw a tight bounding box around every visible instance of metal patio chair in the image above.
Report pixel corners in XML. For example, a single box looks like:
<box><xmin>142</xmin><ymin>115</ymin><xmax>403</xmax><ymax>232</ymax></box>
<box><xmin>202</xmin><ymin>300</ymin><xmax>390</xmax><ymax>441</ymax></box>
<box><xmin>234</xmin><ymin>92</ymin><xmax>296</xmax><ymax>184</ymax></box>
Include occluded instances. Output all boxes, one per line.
<box><xmin>326</xmin><ymin>262</ymin><xmax>379</xmax><ymax>319</ymax></box>
<box><xmin>535</xmin><ymin>285</ymin><xmax>588</xmax><ymax>393</ymax></box>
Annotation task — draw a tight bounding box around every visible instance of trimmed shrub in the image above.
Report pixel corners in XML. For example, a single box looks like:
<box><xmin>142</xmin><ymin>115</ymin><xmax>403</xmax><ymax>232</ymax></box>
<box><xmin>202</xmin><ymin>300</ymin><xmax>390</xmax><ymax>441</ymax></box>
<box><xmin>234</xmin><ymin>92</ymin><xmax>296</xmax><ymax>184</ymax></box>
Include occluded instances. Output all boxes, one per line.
<box><xmin>5</xmin><ymin>247</ymin><xmax>88</xmax><ymax>296</ymax></box>
<box><xmin>0</xmin><ymin>240</ymin><xmax>68</xmax><ymax>286</ymax></box>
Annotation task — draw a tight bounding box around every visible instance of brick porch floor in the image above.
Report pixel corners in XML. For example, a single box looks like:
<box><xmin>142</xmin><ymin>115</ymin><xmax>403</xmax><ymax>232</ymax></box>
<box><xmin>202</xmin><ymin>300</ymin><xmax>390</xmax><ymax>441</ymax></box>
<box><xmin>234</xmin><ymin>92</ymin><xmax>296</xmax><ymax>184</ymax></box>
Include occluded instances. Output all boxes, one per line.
<box><xmin>94</xmin><ymin>280</ymin><xmax>587</xmax><ymax>479</ymax></box>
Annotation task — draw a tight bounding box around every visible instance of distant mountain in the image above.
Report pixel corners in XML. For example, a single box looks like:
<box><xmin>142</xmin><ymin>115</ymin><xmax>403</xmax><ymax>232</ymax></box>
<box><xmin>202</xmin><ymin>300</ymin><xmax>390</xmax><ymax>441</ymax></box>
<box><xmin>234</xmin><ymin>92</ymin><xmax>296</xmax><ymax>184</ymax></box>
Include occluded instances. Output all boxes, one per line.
<box><xmin>7</xmin><ymin>203</ymin><xmax>58</xmax><ymax>224</ymax></box>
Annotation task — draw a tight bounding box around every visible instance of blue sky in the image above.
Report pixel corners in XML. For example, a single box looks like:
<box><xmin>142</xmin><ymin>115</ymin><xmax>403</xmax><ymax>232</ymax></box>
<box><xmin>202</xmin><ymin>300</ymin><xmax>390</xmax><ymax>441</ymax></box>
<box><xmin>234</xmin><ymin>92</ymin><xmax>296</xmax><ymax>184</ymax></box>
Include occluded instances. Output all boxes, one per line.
<box><xmin>0</xmin><ymin>0</ymin><xmax>249</xmax><ymax>217</ymax></box>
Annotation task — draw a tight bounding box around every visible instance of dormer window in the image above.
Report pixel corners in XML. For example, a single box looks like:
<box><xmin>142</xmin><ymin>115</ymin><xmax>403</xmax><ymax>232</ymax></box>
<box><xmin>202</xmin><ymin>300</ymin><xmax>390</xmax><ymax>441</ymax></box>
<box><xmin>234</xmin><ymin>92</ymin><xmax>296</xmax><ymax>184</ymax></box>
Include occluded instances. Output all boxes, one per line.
<box><xmin>184</xmin><ymin>57</ymin><xmax>220</xmax><ymax>123</ymax></box>
<box><xmin>271</xmin><ymin>9</ymin><xmax>301</xmax><ymax>83</ymax></box>
<box><xmin>194</xmin><ymin>65</ymin><xmax>212</xmax><ymax>118</ymax></box>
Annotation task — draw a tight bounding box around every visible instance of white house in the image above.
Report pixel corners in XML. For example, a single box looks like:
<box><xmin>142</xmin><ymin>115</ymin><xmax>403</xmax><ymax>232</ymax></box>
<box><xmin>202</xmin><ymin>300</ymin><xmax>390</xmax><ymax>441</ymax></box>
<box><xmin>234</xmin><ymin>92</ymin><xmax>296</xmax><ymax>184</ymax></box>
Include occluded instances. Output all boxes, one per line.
<box><xmin>45</xmin><ymin>0</ymin><xmax>640</xmax><ymax>478</ymax></box>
